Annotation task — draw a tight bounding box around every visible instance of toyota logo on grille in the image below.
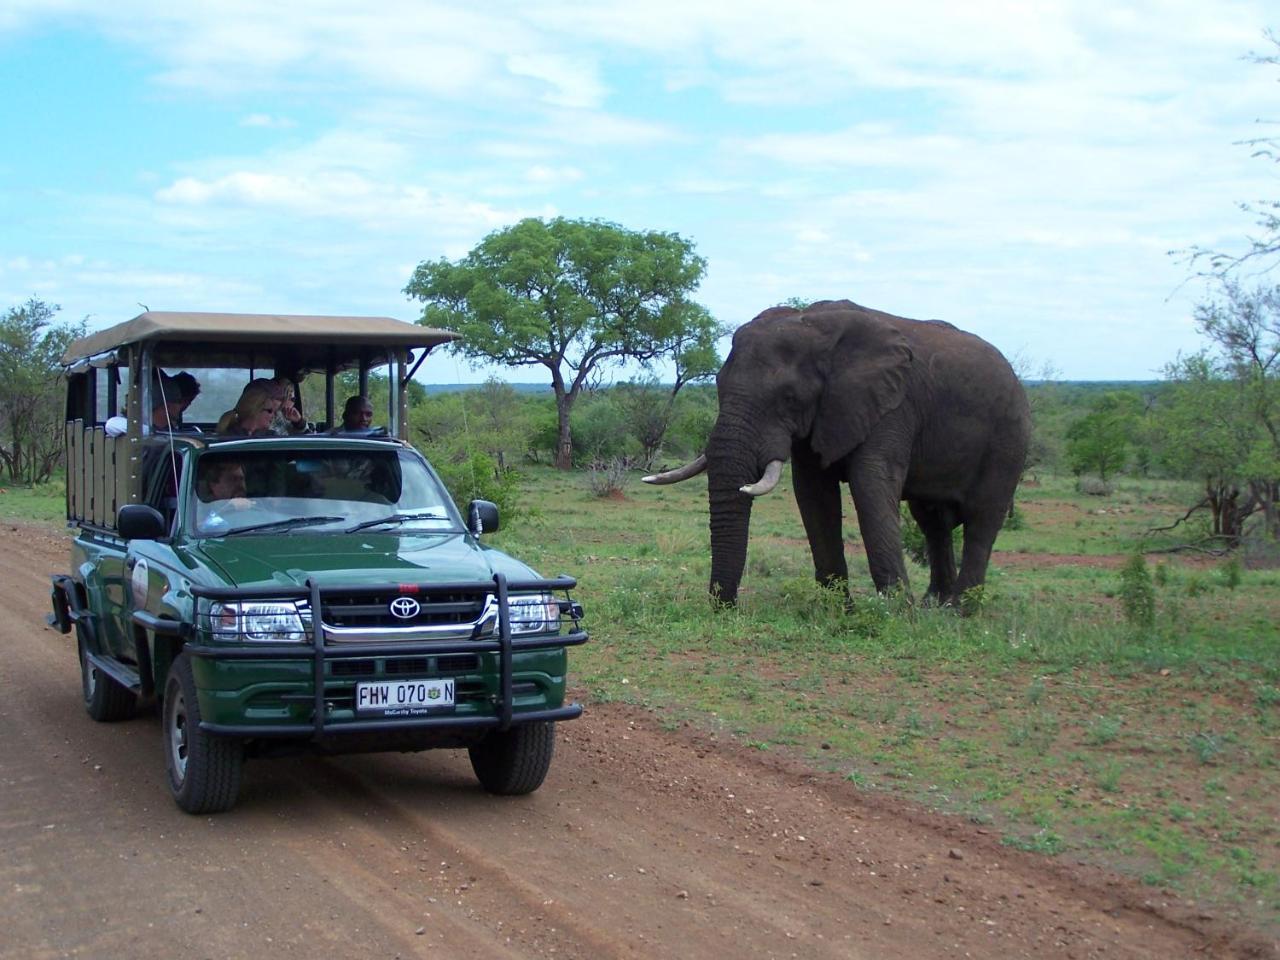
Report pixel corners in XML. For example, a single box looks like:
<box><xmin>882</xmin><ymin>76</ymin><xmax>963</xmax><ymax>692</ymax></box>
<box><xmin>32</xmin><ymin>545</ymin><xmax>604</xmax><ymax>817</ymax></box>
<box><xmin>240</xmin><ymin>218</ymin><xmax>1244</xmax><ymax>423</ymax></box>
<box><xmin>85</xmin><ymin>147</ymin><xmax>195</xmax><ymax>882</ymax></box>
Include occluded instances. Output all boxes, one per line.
<box><xmin>389</xmin><ymin>597</ymin><xmax>421</xmax><ymax>620</ymax></box>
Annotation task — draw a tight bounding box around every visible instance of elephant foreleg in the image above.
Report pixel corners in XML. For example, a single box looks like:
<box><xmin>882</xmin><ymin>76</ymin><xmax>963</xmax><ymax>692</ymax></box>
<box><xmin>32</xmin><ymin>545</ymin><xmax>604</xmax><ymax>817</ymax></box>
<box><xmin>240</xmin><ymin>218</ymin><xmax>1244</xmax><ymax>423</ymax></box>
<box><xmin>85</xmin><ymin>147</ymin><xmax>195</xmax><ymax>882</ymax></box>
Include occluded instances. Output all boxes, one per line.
<box><xmin>907</xmin><ymin>500</ymin><xmax>959</xmax><ymax>602</ymax></box>
<box><xmin>791</xmin><ymin>443</ymin><xmax>848</xmax><ymax>590</ymax></box>
<box><xmin>848</xmin><ymin>454</ymin><xmax>910</xmax><ymax>596</ymax></box>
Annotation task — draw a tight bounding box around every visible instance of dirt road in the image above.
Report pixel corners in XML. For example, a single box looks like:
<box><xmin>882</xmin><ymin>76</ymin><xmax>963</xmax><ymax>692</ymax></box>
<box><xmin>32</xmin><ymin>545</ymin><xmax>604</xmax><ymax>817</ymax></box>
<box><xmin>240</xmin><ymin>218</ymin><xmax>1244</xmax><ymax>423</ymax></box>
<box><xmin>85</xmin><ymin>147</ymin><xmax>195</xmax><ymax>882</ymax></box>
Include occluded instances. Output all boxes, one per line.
<box><xmin>0</xmin><ymin>522</ymin><xmax>1272</xmax><ymax>959</ymax></box>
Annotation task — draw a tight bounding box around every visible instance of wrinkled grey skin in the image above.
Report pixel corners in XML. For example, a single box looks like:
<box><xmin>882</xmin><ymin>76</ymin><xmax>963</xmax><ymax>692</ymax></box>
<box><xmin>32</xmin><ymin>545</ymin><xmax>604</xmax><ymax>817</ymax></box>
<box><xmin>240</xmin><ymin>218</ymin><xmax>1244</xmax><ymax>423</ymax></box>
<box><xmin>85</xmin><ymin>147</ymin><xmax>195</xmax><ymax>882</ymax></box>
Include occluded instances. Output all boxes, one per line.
<box><xmin>700</xmin><ymin>300</ymin><xmax>1030</xmax><ymax>607</ymax></box>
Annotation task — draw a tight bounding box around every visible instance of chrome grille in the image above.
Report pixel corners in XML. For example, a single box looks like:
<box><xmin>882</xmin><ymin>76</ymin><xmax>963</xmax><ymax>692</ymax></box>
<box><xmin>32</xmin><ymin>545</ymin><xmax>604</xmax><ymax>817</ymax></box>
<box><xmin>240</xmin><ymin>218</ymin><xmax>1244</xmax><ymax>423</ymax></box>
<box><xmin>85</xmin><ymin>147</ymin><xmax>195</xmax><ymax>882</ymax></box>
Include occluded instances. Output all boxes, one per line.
<box><xmin>319</xmin><ymin>592</ymin><xmax>498</xmax><ymax>643</ymax></box>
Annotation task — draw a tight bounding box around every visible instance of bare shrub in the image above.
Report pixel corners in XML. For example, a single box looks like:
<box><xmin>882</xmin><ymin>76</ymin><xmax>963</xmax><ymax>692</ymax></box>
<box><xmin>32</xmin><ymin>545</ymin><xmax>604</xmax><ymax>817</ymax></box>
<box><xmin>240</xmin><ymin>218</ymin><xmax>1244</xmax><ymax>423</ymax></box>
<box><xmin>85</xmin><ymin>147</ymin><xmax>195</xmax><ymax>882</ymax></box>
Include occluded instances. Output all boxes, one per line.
<box><xmin>1077</xmin><ymin>476</ymin><xmax>1113</xmax><ymax>497</ymax></box>
<box><xmin>588</xmin><ymin>457</ymin><xmax>632</xmax><ymax>498</ymax></box>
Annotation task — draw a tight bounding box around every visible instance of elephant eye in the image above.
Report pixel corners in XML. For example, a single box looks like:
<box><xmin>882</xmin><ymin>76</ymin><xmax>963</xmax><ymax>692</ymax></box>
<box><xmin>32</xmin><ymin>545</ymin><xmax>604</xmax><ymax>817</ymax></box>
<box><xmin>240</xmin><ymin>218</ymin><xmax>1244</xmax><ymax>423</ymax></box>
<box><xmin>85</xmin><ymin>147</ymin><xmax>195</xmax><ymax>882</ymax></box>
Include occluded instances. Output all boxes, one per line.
<box><xmin>777</xmin><ymin>382</ymin><xmax>802</xmax><ymax>406</ymax></box>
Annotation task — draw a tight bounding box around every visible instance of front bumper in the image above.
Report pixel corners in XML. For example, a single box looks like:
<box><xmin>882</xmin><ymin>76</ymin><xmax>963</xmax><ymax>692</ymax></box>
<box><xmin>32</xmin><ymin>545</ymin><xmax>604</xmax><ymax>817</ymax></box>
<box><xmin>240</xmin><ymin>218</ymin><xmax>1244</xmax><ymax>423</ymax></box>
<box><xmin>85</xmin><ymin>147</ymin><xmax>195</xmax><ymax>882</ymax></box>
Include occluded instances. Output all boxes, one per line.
<box><xmin>183</xmin><ymin>573</ymin><xmax>587</xmax><ymax>740</ymax></box>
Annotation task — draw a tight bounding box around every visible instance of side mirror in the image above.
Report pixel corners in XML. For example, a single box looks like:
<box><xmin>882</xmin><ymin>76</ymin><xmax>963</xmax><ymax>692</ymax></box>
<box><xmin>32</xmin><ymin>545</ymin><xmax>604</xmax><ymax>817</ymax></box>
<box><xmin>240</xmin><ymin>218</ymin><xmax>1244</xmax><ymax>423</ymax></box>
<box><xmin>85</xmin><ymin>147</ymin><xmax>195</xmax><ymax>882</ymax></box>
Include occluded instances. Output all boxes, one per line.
<box><xmin>117</xmin><ymin>504</ymin><xmax>166</xmax><ymax>541</ymax></box>
<box><xmin>467</xmin><ymin>499</ymin><xmax>500</xmax><ymax>536</ymax></box>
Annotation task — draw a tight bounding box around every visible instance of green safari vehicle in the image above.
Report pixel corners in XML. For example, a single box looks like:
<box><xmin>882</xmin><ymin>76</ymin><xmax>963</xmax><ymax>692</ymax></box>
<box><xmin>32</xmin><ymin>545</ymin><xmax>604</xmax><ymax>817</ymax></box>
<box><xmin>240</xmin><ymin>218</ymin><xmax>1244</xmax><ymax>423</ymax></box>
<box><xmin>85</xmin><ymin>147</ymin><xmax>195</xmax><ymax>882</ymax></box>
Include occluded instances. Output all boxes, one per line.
<box><xmin>48</xmin><ymin>312</ymin><xmax>587</xmax><ymax>813</ymax></box>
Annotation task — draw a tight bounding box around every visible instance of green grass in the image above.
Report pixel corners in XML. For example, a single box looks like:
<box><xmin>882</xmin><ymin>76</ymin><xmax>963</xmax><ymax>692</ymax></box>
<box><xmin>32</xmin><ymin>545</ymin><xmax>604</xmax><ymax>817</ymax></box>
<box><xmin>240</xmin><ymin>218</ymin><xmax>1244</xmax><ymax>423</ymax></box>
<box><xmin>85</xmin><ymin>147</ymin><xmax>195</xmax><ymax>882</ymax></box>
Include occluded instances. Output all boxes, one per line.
<box><xmin>0</xmin><ymin>477</ymin><xmax>67</xmax><ymax>524</ymax></box>
<box><xmin>496</xmin><ymin>464</ymin><xmax>1280</xmax><ymax>931</ymax></box>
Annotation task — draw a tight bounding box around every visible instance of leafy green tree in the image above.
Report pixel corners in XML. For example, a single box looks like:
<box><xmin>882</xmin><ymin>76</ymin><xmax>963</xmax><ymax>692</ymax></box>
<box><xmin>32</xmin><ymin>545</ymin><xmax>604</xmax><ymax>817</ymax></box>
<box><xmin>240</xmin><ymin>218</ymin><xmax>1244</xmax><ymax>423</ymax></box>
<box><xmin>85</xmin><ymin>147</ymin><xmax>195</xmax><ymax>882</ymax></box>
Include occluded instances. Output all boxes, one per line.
<box><xmin>468</xmin><ymin>377</ymin><xmax>535</xmax><ymax>473</ymax></box>
<box><xmin>404</xmin><ymin>217</ymin><xmax>716</xmax><ymax>468</ymax></box>
<box><xmin>411</xmin><ymin>389</ymin><xmax>467</xmax><ymax>446</ymax></box>
<box><xmin>1064</xmin><ymin>391</ymin><xmax>1142</xmax><ymax>480</ymax></box>
<box><xmin>665</xmin><ymin>384</ymin><xmax>718</xmax><ymax>460</ymax></box>
<box><xmin>1157</xmin><ymin>282</ymin><xmax>1280</xmax><ymax>542</ymax></box>
<box><xmin>0</xmin><ymin>299</ymin><xmax>85</xmax><ymax>483</ymax></box>
<box><xmin>569</xmin><ymin>391</ymin><xmax>630</xmax><ymax>465</ymax></box>
<box><xmin>611</xmin><ymin>304</ymin><xmax>723</xmax><ymax>468</ymax></box>
<box><xmin>613</xmin><ymin>380</ymin><xmax>669</xmax><ymax>469</ymax></box>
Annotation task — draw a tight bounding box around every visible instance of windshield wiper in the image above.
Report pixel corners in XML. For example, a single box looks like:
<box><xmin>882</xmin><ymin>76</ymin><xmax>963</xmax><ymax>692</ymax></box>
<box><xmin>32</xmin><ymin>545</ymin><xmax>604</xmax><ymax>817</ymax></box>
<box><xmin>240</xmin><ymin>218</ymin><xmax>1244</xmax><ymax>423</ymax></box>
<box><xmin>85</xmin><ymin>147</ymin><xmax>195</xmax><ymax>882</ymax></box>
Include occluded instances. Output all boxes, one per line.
<box><xmin>221</xmin><ymin>515</ymin><xmax>346</xmax><ymax>536</ymax></box>
<box><xmin>344</xmin><ymin>512</ymin><xmax>451</xmax><ymax>534</ymax></box>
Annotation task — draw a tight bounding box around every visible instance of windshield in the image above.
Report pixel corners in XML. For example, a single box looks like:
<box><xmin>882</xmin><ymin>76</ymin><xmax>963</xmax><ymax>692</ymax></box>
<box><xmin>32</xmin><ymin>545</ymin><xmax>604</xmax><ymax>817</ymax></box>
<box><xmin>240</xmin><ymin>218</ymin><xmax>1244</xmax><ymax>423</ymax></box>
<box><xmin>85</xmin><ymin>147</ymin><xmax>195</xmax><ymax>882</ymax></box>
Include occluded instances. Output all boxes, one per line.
<box><xmin>190</xmin><ymin>447</ymin><xmax>459</xmax><ymax>537</ymax></box>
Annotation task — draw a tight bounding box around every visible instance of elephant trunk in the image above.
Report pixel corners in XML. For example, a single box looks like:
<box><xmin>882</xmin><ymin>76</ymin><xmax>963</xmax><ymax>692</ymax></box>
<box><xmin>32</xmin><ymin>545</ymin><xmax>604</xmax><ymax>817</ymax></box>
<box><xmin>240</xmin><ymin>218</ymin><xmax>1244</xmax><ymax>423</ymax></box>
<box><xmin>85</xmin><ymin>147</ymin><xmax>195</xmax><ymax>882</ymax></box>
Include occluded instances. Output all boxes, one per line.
<box><xmin>708</xmin><ymin>483</ymin><xmax>753</xmax><ymax>606</ymax></box>
<box><xmin>706</xmin><ymin>403</ymin><xmax>782</xmax><ymax>606</ymax></box>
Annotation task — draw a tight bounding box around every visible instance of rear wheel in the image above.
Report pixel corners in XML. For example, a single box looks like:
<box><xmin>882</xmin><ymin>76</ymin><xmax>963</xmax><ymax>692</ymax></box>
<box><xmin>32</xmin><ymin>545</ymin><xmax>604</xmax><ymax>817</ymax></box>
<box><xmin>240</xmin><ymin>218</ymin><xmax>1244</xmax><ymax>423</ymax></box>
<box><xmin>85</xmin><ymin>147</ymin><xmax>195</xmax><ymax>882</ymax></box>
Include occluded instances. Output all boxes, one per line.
<box><xmin>77</xmin><ymin>626</ymin><xmax>136</xmax><ymax>722</ymax></box>
<box><xmin>163</xmin><ymin>653</ymin><xmax>243</xmax><ymax>814</ymax></box>
<box><xmin>468</xmin><ymin>722</ymin><xmax>555</xmax><ymax>795</ymax></box>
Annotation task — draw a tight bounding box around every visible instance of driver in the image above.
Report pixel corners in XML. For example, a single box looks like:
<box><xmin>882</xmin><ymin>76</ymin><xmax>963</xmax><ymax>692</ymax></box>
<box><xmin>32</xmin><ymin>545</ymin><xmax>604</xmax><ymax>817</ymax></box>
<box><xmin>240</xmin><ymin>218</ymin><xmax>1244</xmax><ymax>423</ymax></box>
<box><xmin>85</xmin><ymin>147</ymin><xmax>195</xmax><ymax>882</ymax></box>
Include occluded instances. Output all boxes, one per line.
<box><xmin>205</xmin><ymin>461</ymin><xmax>247</xmax><ymax>500</ymax></box>
<box><xmin>198</xmin><ymin>460</ymin><xmax>252</xmax><ymax>531</ymax></box>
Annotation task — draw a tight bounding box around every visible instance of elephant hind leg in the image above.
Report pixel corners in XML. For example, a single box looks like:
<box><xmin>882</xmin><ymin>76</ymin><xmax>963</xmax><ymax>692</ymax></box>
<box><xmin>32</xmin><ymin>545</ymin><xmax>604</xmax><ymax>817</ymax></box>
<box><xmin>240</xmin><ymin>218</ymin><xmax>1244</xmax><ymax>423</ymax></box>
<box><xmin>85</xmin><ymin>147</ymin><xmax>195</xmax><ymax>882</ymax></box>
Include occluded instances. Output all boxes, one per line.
<box><xmin>951</xmin><ymin>509</ymin><xmax>1004</xmax><ymax>606</ymax></box>
<box><xmin>908</xmin><ymin>500</ymin><xmax>959</xmax><ymax>602</ymax></box>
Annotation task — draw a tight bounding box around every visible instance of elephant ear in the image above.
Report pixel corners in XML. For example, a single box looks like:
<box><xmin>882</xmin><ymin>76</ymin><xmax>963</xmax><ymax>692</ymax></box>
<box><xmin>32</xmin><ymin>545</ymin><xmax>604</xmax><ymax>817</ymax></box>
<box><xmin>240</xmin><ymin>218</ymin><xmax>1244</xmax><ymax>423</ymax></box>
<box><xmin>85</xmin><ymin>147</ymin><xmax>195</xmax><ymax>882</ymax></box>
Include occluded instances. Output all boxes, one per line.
<box><xmin>810</xmin><ymin>311</ymin><xmax>913</xmax><ymax>468</ymax></box>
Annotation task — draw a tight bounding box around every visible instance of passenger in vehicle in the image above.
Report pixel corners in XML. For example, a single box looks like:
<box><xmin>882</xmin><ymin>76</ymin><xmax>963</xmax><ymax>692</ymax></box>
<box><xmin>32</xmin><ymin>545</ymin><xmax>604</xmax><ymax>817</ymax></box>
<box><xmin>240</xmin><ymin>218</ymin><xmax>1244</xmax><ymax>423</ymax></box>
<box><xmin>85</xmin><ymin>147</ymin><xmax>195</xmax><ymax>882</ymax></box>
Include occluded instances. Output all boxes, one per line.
<box><xmin>151</xmin><ymin>372</ymin><xmax>186</xmax><ymax>432</ymax></box>
<box><xmin>269</xmin><ymin>376</ymin><xmax>309</xmax><ymax>435</ymax></box>
<box><xmin>341</xmin><ymin>395</ymin><xmax>374</xmax><ymax>431</ymax></box>
<box><xmin>215</xmin><ymin>379</ymin><xmax>282</xmax><ymax>436</ymax></box>
<box><xmin>170</xmin><ymin>372</ymin><xmax>202</xmax><ymax>428</ymax></box>
<box><xmin>104</xmin><ymin>370</ymin><xmax>201</xmax><ymax>436</ymax></box>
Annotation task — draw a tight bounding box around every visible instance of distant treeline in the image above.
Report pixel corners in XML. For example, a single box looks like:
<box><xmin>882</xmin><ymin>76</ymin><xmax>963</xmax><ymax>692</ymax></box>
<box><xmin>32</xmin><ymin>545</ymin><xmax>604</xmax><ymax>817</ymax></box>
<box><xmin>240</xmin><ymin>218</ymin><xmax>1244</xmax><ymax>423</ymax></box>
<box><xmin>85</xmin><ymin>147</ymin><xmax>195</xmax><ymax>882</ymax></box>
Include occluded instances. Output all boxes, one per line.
<box><xmin>408</xmin><ymin>378</ymin><xmax>1156</xmax><ymax>478</ymax></box>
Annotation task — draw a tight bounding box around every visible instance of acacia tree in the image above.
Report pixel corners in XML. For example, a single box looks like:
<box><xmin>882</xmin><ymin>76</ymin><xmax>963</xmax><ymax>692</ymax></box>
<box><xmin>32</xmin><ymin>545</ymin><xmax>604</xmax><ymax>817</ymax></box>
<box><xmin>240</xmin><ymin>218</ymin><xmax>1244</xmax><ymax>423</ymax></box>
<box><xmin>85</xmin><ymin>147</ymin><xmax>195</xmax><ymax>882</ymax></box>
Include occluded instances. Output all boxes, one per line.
<box><xmin>405</xmin><ymin>217</ymin><xmax>717</xmax><ymax>469</ymax></box>
<box><xmin>0</xmin><ymin>299</ymin><xmax>84</xmax><ymax>484</ymax></box>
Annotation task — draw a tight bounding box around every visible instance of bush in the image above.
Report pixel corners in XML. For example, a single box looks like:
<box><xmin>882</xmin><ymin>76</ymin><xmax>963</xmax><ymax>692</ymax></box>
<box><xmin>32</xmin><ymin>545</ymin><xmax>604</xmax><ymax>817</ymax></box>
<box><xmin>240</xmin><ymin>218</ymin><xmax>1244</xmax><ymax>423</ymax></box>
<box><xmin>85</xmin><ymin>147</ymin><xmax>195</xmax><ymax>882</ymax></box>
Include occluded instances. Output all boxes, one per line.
<box><xmin>424</xmin><ymin>448</ymin><xmax>524</xmax><ymax>523</ymax></box>
<box><xmin>900</xmin><ymin>505</ymin><xmax>961</xmax><ymax>566</ymax></box>
<box><xmin>1219</xmin><ymin>555</ymin><xmax>1243</xmax><ymax>589</ymax></box>
<box><xmin>1118</xmin><ymin>553</ymin><xmax>1155</xmax><ymax>630</ymax></box>
<box><xmin>1076</xmin><ymin>476</ymin><xmax>1114</xmax><ymax>497</ymax></box>
<box><xmin>587</xmin><ymin>457</ymin><xmax>632</xmax><ymax>498</ymax></box>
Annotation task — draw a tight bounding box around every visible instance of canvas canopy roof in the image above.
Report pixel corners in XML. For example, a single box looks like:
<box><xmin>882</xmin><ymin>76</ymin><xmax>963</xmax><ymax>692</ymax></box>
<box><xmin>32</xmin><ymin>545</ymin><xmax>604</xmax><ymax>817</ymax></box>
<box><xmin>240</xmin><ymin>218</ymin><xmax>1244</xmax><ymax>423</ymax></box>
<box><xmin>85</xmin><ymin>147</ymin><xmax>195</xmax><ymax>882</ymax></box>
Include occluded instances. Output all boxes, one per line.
<box><xmin>62</xmin><ymin>311</ymin><xmax>459</xmax><ymax>368</ymax></box>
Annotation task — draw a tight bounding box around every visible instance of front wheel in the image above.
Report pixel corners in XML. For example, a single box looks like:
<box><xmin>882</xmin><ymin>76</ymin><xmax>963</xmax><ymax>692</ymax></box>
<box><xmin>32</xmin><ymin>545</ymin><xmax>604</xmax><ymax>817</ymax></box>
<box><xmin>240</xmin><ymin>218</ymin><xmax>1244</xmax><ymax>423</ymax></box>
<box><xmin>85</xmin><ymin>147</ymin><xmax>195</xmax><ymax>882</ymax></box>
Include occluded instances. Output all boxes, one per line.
<box><xmin>163</xmin><ymin>653</ymin><xmax>243</xmax><ymax>814</ymax></box>
<box><xmin>78</xmin><ymin>627</ymin><xmax>136</xmax><ymax>722</ymax></box>
<box><xmin>468</xmin><ymin>722</ymin><xmax>555</xmax><ymax>795</ymax></box>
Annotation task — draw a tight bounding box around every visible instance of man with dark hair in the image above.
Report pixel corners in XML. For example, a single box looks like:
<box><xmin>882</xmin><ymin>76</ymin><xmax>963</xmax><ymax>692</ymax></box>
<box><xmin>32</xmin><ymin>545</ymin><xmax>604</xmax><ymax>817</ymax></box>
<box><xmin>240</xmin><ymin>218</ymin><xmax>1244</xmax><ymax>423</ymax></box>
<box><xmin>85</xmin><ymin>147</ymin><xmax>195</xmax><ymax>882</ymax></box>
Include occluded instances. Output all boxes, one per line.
<box><xmin>151</xmin><ymin>371</ymin><xmax>185</xmax><ymax>431</ymax></box>
<box><xmin>169</xmin><ymin>371</ymin><xmax>202</xmax><ymax>428</ymax></box>
<box><xmin>342</xmin><ymin>395</ymin><xmax>373</xmax><ymax>431</ymax></box>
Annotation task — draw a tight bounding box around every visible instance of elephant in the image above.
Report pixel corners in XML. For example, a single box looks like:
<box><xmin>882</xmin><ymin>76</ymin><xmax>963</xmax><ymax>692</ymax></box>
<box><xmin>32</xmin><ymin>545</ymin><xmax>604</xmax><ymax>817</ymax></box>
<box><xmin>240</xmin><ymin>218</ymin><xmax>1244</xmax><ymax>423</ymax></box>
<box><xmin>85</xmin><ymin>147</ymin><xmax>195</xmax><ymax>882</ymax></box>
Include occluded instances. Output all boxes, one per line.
<box><xmin>644</xmin><ymin>299</ymin><xmax>1031</xmax><ymax>607</ymax></box>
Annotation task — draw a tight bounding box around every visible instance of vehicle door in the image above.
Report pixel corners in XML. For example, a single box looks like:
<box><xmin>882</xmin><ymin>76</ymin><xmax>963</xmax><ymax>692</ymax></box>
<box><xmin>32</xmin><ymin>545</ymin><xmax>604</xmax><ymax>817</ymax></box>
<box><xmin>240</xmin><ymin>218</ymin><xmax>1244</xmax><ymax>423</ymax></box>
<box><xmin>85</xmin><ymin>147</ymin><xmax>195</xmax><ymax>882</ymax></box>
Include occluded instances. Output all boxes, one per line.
<box><xmin>118</xmin><ymin>444</ymin><xmax>188</xmax><ymax>663</ymax></box>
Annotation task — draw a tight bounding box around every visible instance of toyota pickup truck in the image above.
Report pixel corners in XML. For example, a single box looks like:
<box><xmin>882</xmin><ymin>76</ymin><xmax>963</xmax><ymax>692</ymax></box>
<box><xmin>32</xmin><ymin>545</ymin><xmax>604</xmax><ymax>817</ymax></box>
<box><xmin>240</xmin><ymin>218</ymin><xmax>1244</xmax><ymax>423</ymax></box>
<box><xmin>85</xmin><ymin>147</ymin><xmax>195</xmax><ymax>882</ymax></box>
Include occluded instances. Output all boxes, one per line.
<box><xmin>48</xmin><ymin>311</ymin><xmax>586</xmax><ymax>813</ymax></box>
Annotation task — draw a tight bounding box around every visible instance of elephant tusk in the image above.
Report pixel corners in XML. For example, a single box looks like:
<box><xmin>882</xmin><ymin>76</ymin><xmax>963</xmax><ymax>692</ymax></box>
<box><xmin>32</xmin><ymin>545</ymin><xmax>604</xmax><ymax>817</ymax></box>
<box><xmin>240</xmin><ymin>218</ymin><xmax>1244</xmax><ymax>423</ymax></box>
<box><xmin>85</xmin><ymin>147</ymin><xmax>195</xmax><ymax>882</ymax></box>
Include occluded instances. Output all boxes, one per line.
<box><xmin>642</xmin><ymin>454</ymin><xmax>708</xmax><ymax>484</ymax></box>
<box><xmin>740</xmin><ymin>459</ymin><xmax>784</xmax><ymax>497</ymax></box>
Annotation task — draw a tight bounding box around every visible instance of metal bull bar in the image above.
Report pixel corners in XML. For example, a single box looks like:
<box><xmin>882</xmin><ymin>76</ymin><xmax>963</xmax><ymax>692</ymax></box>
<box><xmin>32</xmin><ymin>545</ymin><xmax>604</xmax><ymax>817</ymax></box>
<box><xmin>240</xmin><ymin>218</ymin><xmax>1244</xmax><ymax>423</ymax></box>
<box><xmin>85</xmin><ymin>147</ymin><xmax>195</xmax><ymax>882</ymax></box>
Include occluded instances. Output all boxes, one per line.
<box><xmin>183</xmin><ymin>573</ymin><xmax>587</xmax><ymax>739</ymax></box>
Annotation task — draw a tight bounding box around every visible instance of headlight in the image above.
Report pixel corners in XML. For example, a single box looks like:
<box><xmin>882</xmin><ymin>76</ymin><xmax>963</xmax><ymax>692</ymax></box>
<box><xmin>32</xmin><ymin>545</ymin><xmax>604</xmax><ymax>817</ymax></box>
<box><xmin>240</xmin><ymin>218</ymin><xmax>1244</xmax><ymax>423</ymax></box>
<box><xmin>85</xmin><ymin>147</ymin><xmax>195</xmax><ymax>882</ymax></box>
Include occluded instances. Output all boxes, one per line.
<box><xmin>210</xmin><ymin>601</ymin><xmax>306</xmax><ymax>642</ymax></box>
<box><xmin>507</xmin><ymin>594</ymin><xmax>561</xmax><ymax>635</ymax></box>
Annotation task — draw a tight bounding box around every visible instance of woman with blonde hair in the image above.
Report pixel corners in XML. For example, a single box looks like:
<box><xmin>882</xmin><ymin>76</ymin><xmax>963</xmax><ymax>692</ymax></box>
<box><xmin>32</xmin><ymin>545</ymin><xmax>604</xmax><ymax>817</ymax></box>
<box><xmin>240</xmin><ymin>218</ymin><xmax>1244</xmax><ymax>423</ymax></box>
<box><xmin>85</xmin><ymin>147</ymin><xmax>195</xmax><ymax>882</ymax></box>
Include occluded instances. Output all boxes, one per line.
<box><xmin>215</xmin><ymin>379</ymin><xmax>281</xmax><ymax>436</ymax></box>
<box><xmin>269</xmin><ymin>376</ymin><xmax>309</xmax><ymax>435</ymax></box>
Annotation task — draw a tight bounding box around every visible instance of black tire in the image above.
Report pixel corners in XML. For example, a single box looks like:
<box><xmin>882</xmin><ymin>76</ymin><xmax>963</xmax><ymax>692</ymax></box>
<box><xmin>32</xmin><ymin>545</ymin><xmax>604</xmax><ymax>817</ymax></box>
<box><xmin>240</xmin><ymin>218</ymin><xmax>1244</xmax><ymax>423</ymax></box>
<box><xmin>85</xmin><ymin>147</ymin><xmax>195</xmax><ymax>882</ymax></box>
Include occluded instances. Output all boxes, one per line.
<box><xmin>163</xmin><ymin>653</ymin><xmax>243</xmax><ymax>814</ymax></box>
<box><xmin>77</xmin><ymin>626</ymin><xmax>136</xmax><ymax>722</ymax></box>
<box><xmin>468</xmin><ymin>721</ymin><xmax>555</xmax><ymax>795</ymax></box>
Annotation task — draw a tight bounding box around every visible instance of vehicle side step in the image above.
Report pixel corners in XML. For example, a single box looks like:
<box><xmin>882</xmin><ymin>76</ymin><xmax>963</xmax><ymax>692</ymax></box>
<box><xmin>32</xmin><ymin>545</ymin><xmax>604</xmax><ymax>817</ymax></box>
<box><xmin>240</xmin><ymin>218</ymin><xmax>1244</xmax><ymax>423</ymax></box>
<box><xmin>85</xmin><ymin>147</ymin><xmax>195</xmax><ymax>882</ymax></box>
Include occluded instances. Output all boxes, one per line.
<box><xmin>86</xmin><ymin>651</ymin><xmax>143</xmax><ymax>694</ymax></box>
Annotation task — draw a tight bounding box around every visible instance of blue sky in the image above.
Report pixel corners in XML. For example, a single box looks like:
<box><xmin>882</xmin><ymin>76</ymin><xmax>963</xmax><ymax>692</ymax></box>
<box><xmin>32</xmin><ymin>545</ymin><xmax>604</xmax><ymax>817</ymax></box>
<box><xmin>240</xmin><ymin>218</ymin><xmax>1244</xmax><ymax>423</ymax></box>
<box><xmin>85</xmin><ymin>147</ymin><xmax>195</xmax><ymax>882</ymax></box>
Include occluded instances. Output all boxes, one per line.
<box><xmin>1</xmin><ymin>1</ymin><xmax>1276</xmax><ymax>382</ymax></box>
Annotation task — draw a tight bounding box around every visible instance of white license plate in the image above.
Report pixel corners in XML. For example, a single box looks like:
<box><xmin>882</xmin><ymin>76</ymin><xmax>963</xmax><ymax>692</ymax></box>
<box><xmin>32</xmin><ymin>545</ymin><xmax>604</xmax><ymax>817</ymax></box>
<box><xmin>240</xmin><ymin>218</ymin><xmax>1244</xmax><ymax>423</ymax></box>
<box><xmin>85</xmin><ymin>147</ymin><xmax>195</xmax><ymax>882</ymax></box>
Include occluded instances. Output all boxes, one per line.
<box><xmin>355</xmin><ymin>678</ymin><xmax>455</xmax><ymax>716</ymax></box>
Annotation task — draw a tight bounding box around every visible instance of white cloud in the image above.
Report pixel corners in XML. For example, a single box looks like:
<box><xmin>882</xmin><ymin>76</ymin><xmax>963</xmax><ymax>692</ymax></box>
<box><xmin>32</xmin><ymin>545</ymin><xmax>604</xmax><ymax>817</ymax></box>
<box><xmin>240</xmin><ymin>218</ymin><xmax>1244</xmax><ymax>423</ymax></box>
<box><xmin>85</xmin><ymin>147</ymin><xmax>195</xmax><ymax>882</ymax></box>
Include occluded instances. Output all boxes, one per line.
<box><xmin>154</xmin><ymin>168</ymin><xmax>518</xmax><ymax>235</ymax></box>
<box><xmin>524</xmin><ymin>165</ymin><xmax>584</xmax><ymax>186</ymax></box>
<box><xmin>505</xmin><ymin>53</ymin><xmax>608</xmax><ymax>109</ymax></box>
<box><xmin>241</xmin><ymin>113</ymin><xmax>296</xmax><ymax>128</ymax></box>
